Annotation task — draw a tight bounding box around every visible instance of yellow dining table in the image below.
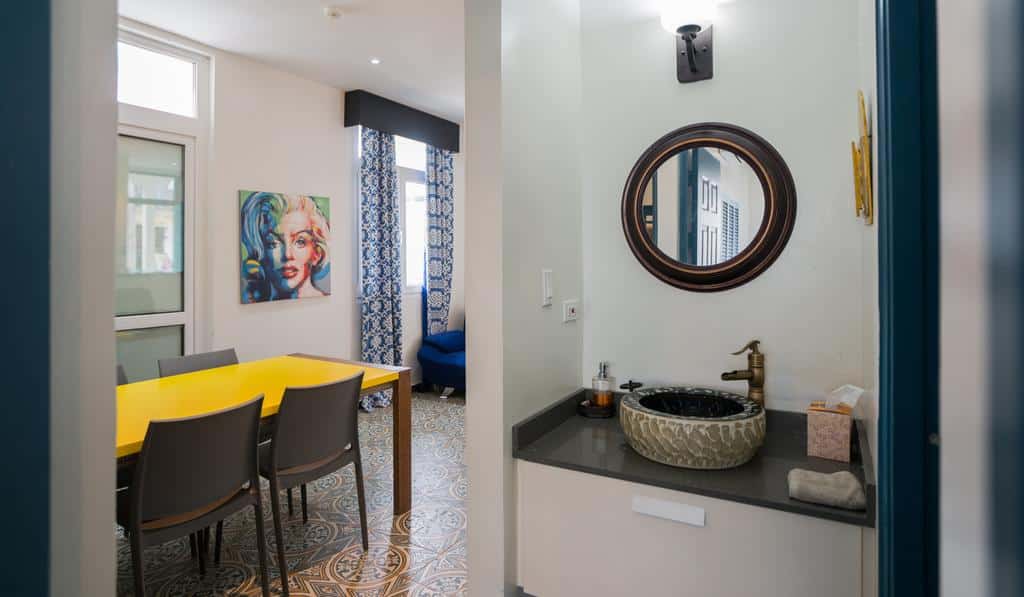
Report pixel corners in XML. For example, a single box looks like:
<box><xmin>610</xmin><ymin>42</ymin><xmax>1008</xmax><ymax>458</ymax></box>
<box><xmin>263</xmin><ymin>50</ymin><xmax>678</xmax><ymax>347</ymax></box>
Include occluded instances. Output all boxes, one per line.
<box><xmin>116</xmin><ymin>353</ymin><xmax>413</xmax><ymax>514</ymax></box>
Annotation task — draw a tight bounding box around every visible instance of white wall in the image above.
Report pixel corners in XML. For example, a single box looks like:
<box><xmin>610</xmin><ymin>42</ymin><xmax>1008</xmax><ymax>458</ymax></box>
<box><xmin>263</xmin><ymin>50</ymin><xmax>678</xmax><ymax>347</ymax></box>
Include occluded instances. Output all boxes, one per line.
<box><xmin>501</xmin><ymin>0</ymin><xmax>584</xmax><ymax>433</ymax></box>
<box><xmin>51</xmin><ymin>0</ymin><xmax>118</xmax><ymax>593</ymax></box>
<box><xmin>580</xmin><ymin>0</ymin><xmax>868</xmax><ymax>413</ymax></box>
<box><xmin>938</xmin><ymin>0</ymin><xmax>990</xmax><ymax>594</ymax></box>
<box><xmin>856</xmin><ymin>0</ymin><xmax>880</xmax><ymax>472</ymax></box>
<box><xmin>465</xmin><ymin>0</ymin><xmax>586</xmax><ymax>591</ymax></box>
<box><xmin>205</xmin><ymin>48</ymin><xmax>363</xmax><ymax>363</ymax></box>
<box><xmin>490</xmin><ymin>0</ymin><xmax>878</xmax><ymax>591</ymax></box>
<box><xmin>123</xmin><ymin>20</ymin><xmax>465</xmax><ymax>382</ymax></box>
<box><xmin>502</xmin><ymin>0</ymin><xmax>585</xmax><ymax>589</ymax></box>
<box><xmin>855</xmin><ymin>0</ymin><xmax>879</xmax><ymax>593</ymax></box>
<box><xmin>465</xmin><ymin>0</ymin><xmax>506</xmax><ymax>593</ymax></box>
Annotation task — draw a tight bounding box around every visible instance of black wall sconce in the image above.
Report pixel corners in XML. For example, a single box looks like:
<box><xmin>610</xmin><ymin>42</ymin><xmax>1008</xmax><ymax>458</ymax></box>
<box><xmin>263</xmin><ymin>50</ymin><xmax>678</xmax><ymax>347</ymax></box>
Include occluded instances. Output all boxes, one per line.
<box><xmin>675</xmin><ymin>25</ymin><xmax>713</xmax><ymax>83</ymax></box>
<box><xmin>662</xmin><ymin>2</ymin><xmax>717</xmax><ymax>83</ymax></box>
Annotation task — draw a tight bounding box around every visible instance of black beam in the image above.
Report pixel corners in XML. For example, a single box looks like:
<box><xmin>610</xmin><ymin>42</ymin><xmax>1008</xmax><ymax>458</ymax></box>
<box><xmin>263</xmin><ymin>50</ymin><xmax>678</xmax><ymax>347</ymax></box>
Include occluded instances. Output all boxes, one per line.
<box><xmin>344</xmin><ymin>90</ymin><xmax>460</xmax><ymax>153</ymax></box>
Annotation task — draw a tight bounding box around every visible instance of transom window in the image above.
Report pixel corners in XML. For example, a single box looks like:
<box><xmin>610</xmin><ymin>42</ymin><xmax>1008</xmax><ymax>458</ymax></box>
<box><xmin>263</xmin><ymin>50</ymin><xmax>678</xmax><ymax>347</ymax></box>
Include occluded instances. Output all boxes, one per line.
<box><xmin>117</xmin><ymin>40</ymin><xmax>197</xmax><ymax>118</ymax></box>
<box><xmin>115</xmin><ymin>33</ymin><xmax>208</xmax><ymax>382</ymax></box>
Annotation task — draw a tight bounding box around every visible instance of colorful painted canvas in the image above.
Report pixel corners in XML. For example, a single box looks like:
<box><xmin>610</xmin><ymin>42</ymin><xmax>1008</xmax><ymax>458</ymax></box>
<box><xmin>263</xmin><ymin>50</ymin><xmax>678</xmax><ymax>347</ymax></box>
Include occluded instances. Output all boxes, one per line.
<box><xmin>239</xmin><ymin>190</ymin><xmax>331</xmax><ymax>303</ymax></box>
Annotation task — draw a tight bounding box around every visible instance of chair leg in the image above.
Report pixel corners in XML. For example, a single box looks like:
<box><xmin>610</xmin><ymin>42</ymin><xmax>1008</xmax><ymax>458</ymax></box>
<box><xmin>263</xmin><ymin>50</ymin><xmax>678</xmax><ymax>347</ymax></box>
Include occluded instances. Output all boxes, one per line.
<box><xmin>300</xmin><ymin>484</ymin><xmax>308</xmax><ymax>524</ymax></box>
<box><xmin>214</xmin><ymin>521</ymin><xmax>224</xmax><ymax>566</ymax></box>
<box><xmin>253</xmin><ymin>493</ymin><xmax>272</xmax><ymax>597</ymax></box>
<box><xmin>189</xmin><ymin>532</ymin><xmax>197</xmax><ymax>559</ymax></box>
<box><xmin>287</xmin><ymin>487</ymin><xmax>294</xmax><ymax>517</ymax></box>
<box><xmin>129</xmin><ymin>530</ymin><xmax>146</xmax><ymax>597</ymax></box>
<box><xmin>269</xmin><ymin>476</ymin><xmax>290</xmax><ymax>596</ymax></box>
<box><xmin>354</xmin><ymin>456</ymin><xmax>369</xmax><ymax>550</ymax></box>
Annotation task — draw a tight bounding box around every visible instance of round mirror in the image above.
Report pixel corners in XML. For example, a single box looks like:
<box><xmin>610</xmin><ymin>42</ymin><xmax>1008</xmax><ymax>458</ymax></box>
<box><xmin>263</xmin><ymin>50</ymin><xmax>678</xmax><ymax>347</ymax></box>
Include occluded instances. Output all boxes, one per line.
<box><xmin>622</xmin><ymin>123</ymin><xmax>796</xmax><ymax>291</ymax></box>
<box><xmin>640</xmin><ymin>147</ymin><xmax>765</xmax><ymax>266</ymax></box>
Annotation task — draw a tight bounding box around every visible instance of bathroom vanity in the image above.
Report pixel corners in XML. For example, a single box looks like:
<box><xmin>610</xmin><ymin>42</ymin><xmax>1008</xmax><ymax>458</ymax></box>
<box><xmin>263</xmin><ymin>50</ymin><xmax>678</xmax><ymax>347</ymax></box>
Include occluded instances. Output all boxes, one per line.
<box><xmin>513</xmin><ymin>390</ymin><xmax>875</xmax><ymax>597</ymax></box>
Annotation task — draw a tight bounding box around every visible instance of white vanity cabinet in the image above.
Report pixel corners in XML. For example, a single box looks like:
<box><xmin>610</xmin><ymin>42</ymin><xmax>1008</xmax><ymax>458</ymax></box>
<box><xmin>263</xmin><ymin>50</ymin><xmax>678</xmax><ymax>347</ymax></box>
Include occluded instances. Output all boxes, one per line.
<box><xmin>517</xmin><ymin>461</ymin><xmax>869</xmax><ymax>597</ymax></box>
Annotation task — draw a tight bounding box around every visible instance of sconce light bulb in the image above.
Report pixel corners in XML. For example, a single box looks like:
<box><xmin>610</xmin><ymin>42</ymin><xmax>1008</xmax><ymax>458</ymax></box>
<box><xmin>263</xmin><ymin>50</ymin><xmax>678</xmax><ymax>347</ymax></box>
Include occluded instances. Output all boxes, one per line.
<box><xmin>323</xmin><ymin>5</ymin><xmax>344</xmax><ymax>19</ymax></box>
<box><xmin>661</xmin><ymin>0</ymin><xmax>717</xmax><ymax>34</ymax></box>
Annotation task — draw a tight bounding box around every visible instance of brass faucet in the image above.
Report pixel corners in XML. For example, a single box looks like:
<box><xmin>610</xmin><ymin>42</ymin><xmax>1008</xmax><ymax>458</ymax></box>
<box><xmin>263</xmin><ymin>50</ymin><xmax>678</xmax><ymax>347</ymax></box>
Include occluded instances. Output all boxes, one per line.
<box><xmin>721</xmin><ymin>340</ymin><xmax>765</xmax><ymax>407</ymax></box>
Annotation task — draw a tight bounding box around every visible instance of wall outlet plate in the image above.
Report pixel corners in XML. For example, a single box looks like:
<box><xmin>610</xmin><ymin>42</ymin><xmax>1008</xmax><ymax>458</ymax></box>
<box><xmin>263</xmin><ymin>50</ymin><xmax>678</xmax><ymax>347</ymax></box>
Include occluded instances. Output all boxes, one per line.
<box><xmin>562</xmin><ymin>299</ymin><xmax>579</xmax><ymax>322</ymax></box>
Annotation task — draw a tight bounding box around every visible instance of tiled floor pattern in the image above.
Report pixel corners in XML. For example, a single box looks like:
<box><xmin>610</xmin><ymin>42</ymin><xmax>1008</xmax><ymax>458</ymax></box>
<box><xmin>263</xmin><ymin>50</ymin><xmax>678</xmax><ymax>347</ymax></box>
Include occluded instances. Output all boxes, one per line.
<box><xmin>116</xmin><ymin>394</ymin><xmax>467</xmax><ymax>596</ymax></box>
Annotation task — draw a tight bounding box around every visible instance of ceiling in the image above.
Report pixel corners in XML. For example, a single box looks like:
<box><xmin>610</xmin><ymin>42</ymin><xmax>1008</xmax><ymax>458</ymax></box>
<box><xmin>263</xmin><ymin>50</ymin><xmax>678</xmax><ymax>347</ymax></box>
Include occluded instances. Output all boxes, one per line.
<box><xmin>119</xmin><ymin>0</ymin><xmax>465</xmax><ymax>123</ymax></box>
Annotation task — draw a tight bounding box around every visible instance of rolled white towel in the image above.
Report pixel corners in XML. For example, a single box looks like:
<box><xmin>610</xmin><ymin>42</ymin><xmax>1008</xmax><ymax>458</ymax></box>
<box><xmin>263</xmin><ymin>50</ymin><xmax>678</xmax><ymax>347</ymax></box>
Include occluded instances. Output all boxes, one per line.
<box><xmin>787</xmin><ymin>469</ymin><xmax>867</xmax><ymax>511</ymax></box>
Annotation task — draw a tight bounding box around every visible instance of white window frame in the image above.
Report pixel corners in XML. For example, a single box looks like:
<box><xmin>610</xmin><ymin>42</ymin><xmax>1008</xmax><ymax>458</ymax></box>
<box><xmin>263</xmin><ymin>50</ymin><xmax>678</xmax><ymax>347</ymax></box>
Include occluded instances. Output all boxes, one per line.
<box><xmin>399</xmin><ymin>166</ymin><xmax>428</xmax><ymax>294</ymax></box>
<box><xmin>114</xmin><ymin>126</ymin><xmax>195</xmax><ymax>353</ymax></box>
<box><xmin>115</xmin><ymin>29</ymin><xmax>210</xmax><ymax>356</ymax></box>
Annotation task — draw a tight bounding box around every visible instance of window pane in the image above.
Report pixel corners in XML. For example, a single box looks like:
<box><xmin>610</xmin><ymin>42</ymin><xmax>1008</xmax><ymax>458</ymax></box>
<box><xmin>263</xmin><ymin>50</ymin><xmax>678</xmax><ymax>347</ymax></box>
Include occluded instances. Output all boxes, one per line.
<box><xmin>116</xmin><ymin>325</ymin><xmax>183</xmax><ymax>382</ymax></box>
<box><xmin>395</xmin><ymin>136</ymin><xmax>427</xmax><ymax>171</ymax></box>
<box><xmin>405</xmin><ymin>182</ymin><xmax>427</xmax><ymax>288</ymax></box>
<box><xmin>117</xmin><ymin>41</ymin><xmax>196</xmax><ymax>117</ymax></box>
<box><xmin>116</xmin><ymin>136</ymin><xmax>185</xmax><ymax>316</ymax></box>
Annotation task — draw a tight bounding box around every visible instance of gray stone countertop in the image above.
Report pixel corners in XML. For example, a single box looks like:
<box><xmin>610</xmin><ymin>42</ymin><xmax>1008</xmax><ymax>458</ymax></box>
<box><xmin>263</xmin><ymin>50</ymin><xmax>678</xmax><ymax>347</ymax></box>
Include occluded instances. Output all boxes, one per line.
<box><xmin>512</xmin><ymin>389</ymin><xmax>875</xmax><ymax>528</ymax></box>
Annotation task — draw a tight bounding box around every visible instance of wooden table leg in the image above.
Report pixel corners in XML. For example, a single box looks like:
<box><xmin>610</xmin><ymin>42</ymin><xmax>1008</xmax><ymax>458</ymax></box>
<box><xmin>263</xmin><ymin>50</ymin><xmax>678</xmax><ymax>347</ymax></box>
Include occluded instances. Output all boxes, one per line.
<box><xmin>392</xmin><ymin>369</ymin><xmax>412</xmax><ymax>514</ymax></box>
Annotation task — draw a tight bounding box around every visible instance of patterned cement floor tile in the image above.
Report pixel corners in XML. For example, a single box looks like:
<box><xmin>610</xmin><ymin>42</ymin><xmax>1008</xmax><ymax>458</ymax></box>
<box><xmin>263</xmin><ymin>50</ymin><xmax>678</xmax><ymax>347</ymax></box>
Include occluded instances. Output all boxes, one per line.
<box><xmin>116</xmin><ymin>394</ymin><xmax>467</xmax><ymax>596</ymax></box>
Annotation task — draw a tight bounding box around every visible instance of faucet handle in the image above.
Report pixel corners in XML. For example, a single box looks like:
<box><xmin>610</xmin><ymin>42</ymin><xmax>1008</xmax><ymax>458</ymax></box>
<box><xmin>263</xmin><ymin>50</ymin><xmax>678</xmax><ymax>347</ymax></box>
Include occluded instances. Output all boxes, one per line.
<box><xmin>731</xmin><ymin>339</ymin><xmax>761</xmax><ymax>356</ymax></box>
<box><xmin>620</xmin><ymin>380</ymin><xmax>644</xmax><ymax>392</ymax></box>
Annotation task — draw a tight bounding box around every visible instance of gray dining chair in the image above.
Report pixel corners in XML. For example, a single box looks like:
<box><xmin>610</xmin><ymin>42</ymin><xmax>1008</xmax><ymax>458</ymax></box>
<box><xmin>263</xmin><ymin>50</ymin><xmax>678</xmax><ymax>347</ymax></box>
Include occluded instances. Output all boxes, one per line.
<box><xmin>157</xmin><ymin>348</ymin><xmax>239</xmax><ymax>378</ymax></box>
<box><xmin>257</xmin><ymin>373</ymin><xmax>367</xmax><ymax>595</ymax></box>
<box><xmin>116</xmin><ymin>396</ymin><xmax>271</xmax><ymax>597</ymax></box>
<box><xmin>116</xmin><ymin>364</ymin><xmax>202</xmax><ymax>559</ymax></box>
<box><xmin>154</xmin><ymin>347</ymin><xmax>241</xmax><ymax>561</ymax></box>
<box><xmin>157</xmin><ymin>348</ymin><xmax>305</xmax><ymax>516</ymax></box>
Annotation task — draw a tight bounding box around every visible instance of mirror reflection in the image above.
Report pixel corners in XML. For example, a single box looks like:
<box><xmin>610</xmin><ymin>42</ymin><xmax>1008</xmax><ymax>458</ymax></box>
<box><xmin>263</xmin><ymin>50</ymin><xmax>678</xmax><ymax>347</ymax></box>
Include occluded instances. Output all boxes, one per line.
<box><xmin>641</xmin><ymin>147</ymin><xmax>765</xmax><ymax>267</ymax></box>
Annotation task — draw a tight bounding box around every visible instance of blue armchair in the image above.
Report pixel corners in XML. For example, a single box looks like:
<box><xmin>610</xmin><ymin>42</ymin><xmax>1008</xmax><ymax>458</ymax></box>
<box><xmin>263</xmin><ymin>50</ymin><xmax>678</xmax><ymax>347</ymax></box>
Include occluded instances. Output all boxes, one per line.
<box><xmin>417</xmin><ymin>287</ymin><xmax>466</xmax><ymax>392</ymax></box>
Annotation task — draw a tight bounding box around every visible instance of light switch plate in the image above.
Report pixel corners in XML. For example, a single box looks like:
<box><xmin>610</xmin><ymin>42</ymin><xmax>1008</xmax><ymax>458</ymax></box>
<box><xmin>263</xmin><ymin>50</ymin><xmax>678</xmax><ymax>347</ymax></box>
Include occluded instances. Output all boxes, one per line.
<box><xmin>541</xmin><ymin>269</ymin><xmax>553</xmax><ymax>307</ymax></box>
<box><xmin>562</xmin><ymin>299</ymin><xmax>579</xmax><ymax>322</ymax></box>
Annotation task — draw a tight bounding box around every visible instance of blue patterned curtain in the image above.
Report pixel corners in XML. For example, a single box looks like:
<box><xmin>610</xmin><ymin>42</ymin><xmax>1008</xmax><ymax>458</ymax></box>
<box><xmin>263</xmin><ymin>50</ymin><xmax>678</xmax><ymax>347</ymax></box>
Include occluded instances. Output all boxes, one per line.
<box><xmin>359</xmin><ymin>128</ymin><xmax>402</xmax><ymax>411</ymax></box>
<box><xmin>425</xmin><ymin>145</ymin><xmax>455</xmax><ymax>335</ymax></box>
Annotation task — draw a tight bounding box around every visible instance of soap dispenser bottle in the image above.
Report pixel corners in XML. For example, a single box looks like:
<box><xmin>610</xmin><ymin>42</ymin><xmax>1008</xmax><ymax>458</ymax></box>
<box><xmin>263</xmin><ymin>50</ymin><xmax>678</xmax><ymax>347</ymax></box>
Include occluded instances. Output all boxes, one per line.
<box><xmin>592</xmin><ymin>362</ymin><xmax>615</xmax><ymax>409</ymax></box>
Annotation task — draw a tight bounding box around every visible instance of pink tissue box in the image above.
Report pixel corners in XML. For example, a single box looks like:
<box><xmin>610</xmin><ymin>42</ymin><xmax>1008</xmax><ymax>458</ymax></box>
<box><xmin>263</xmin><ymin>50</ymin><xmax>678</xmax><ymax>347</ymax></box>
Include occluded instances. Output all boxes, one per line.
<box><xmin>807</xmin><ymin>401</ymin><xmax>853</xmax><ymax>463</ymax></box>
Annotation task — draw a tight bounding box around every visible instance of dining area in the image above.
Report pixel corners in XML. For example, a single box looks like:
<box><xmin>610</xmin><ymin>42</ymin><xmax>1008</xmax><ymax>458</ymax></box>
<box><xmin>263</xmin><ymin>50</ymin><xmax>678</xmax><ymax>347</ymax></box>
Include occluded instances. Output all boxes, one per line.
<box><xmin>115</xmin><ymin>351</ymin><xmax>412</xmax><ymax>596</ymax></box>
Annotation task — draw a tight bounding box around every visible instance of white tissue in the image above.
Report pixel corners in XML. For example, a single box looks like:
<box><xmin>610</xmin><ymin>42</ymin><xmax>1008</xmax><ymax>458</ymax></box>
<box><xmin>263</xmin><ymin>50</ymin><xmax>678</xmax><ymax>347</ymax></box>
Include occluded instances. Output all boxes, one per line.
<box><xmin>825</xmin><ymin>384</ymin><xmax>864</xmax><ymax>410</ymax></box>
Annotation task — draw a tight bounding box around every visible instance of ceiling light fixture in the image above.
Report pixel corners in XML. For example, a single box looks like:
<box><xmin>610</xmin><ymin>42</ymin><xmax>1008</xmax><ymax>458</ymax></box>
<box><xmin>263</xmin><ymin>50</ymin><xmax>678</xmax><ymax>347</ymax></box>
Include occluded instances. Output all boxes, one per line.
<box><xmin>323</xmin><ymin>5</ymin><xmax>344</xmax><ymax>19</ymax></box>
<box><xmin>370</xmin><ymin>58</ymin><xmax>381</xmax><ymax>65</ymax></box>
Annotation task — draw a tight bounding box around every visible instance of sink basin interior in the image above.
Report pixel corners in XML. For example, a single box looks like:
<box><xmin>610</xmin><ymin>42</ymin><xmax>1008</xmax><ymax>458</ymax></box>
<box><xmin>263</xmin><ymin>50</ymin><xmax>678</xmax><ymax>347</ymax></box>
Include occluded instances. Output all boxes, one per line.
<box><xmin>638</xmin><ymin>392</ymin><xmax>745</xmax><ymax>418</ymax></box>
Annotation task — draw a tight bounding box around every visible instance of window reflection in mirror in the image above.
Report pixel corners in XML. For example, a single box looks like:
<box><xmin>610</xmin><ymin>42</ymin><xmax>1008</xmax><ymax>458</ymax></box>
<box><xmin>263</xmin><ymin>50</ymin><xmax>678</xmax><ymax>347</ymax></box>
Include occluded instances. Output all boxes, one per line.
<box><xmin>641</xmin><ymin>147</ymin><xmax>764</xmax><ymax>267</ymax></box>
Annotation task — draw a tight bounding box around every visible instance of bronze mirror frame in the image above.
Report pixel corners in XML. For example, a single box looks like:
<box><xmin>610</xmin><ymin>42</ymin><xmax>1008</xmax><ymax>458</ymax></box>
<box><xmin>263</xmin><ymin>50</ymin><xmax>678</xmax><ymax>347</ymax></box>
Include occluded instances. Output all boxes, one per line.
<box><xmin>622</xmin><ymin>122</ymin><xmax>797</xmax><ymax>292</ymax></box>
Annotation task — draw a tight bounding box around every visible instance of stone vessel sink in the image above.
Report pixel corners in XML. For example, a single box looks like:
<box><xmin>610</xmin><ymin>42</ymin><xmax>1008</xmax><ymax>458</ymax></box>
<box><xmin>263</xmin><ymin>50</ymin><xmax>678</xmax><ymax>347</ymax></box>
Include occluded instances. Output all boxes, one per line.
<box><xmin>619</xmin><ymin>387</ymin><xmax>766</xmax><ymax>470</ymax></box>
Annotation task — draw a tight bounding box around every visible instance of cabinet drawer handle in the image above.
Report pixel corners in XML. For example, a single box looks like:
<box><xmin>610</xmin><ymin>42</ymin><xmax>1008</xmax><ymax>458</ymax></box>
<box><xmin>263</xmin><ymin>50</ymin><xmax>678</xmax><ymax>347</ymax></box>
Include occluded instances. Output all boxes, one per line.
<box><xmin>632</xmin><ymin>496</ymin><xmax>706</xmax><ymax>527</ymax></box>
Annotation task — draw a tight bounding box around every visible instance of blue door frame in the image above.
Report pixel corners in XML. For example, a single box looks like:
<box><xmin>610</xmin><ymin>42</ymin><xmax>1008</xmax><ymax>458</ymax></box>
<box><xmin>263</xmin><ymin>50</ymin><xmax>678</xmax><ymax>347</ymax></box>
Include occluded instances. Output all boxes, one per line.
<box><xmin>876</xmin><ymin>0</ymin><xmax>939</xmax><ymax>595</ymax></box>
<box><xmin>1</xmin><ymin>2</ymin><xmax>51</xmax><ymax>595</ymax></box>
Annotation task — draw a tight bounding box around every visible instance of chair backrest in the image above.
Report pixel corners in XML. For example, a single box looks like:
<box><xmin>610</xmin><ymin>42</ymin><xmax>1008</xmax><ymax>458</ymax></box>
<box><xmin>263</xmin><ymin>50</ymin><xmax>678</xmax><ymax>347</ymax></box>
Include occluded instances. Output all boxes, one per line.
<box><xmin>158</xmin><ymin>348</ymin><xmax>239</xmax><ymax>378</ymax></box>
<box><xmin>271</xmin><ymin>373</ymin><xmax>364</xmax><ymax>472</ymax></box>
<box><xmin>116</xmin><ymin>364</ymin><xmax>128</xmax><ymax>386</ymax></box>
<box><xmin>132</xmin><ymin>395</ymin><xmax>263</xmax><ymax>524</ymax></box>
